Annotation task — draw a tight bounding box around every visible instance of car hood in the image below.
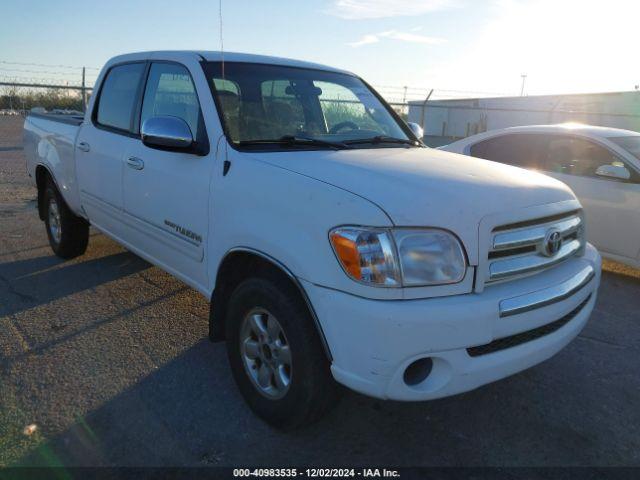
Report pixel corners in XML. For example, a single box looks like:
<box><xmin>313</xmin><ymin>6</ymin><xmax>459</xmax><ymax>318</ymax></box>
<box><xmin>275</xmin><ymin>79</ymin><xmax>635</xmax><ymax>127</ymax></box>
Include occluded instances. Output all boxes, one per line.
<box><xmin>256</xmin><ymin>147</ymin><xmax>576</xmax><ymax>263</ymax></box>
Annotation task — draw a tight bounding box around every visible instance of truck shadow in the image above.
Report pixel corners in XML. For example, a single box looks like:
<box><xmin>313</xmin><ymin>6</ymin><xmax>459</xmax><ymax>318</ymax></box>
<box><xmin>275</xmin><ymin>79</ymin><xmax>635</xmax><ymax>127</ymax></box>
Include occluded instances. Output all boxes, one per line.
<box><xmin>14</xmin><ymin>322</ymin><xmax>637</xmax><ymax>467</ymax></box>
<box><xmin>0</xmin><ymin>251</ymin><xmax>150</xmax><ymax>318</ymax></box>
<box><xmin>6</xmin><ymin>254</ymin><xmax>638</xmax><ymax>467</ymax></box>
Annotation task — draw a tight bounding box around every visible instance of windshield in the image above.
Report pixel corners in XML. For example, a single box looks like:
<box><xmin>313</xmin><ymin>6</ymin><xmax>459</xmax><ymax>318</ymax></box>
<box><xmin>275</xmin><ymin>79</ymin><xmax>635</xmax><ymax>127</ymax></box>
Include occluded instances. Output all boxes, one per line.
<box><xmin>203</xmin><ymin>62</ymin><xmax>415</xmax><ymax>150</ymax></box>
<box><xmin>608</xmin><ymin>135</ymin><xmax>640</xmax><ymax>161</ymax></box>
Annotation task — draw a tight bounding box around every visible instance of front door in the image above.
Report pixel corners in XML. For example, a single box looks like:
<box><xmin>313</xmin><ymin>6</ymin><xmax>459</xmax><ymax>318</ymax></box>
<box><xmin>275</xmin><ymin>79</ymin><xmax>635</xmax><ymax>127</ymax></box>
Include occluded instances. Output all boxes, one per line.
<box><xmin>121</xmin><ymin>62</ymin><xmax>213</xmax><ymax>288</ymax></box>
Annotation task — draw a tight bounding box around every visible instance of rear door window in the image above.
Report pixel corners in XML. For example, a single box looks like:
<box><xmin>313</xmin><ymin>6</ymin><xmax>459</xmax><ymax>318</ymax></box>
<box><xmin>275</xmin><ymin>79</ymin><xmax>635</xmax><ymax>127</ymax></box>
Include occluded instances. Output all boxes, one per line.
<box><xmin>469</xmin><ymin>134</ymin><xmax>547</xmax><ymax>169</ymax></box>
<box><xmin>96</xmin><ymin>63</ymin><xmax>146</xmax><ymax>132</ymax></box>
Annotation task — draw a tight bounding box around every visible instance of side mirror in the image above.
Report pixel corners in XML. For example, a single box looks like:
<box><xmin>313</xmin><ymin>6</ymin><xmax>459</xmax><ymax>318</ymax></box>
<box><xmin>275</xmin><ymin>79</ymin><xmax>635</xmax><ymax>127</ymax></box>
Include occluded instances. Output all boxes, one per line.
<box><xmin>595</xmin><ymin>163</ymin><xmax>631</xmax><ymax>181</ymax></box>
<box><xmin>407</xmin><ymin>122</ymin><xmax>424</xmax><ymax>140</ymax></box>
<box><xmin>141</xmin><ymin>116</ymin><xmax>194</xmax><ymax>151</ymax></box>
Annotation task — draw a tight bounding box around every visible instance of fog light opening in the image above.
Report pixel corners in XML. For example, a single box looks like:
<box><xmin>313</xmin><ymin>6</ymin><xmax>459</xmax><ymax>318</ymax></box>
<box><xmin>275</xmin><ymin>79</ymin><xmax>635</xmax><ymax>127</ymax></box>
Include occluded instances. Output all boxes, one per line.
<box><xmin>403</xmin><ymin>357</ymin><xmax>433</xmax><ymax>386</ymax></box>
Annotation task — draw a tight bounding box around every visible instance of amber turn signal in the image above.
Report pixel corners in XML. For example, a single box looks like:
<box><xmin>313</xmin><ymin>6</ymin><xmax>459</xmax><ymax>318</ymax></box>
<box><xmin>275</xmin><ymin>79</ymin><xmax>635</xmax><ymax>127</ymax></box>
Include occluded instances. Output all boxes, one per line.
<box><xmin>330</xmin><ymin>231</ymin><xmax>362</xmax><ymax>280</ymax></box>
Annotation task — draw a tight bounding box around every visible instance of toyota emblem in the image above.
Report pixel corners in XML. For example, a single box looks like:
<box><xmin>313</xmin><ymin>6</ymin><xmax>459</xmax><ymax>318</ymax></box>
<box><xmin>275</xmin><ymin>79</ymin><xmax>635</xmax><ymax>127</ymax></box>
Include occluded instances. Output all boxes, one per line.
<box><xmin>543</xmin><ymin>229</ymin><xmax>563</xmax><ymax>257</ymax></box>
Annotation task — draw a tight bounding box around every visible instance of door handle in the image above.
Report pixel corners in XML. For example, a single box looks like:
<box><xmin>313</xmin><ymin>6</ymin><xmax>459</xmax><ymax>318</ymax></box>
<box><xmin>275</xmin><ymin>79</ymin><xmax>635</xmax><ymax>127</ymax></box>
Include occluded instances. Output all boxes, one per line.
<box><xmin>126</xmin><ymin>156</ymin><xmax>144</xmax><ymax>170</ymax></box>
<box><xmin>77</xmin><ymin>141</ymin><xmax>90</xmax><ymax>152</ymax></box>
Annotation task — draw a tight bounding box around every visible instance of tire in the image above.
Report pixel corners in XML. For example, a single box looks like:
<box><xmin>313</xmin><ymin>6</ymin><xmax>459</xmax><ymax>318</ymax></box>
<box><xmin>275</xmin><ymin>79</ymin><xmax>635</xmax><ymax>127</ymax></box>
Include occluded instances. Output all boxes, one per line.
<box><xmin>43</xmin><ymin>179</ymin><xmax>89</xmax><ymax>259</ymax></box>
<box><xmin>226</xmin><ymin>274</ymin><xmax>339</xmax><ymax>429</ymax></box>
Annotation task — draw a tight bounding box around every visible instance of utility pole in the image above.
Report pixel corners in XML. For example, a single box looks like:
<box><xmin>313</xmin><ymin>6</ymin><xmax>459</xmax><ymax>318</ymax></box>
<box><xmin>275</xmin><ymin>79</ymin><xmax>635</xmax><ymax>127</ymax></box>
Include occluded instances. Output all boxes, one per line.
<box><xmin>81</xmin><ymin>67</ymin><xmax>86</xmax><ymax>112</ymax></box>
<box><xmin>520</xmin><ymin>74</ymin><xmax>527</xmax><ymax>96</ymax></box>
<box><xmin>420</xmin><ymin>89</ymin><xmax>434</xmax><ymax>131</ymax></box>
<box><xmin>402</xmin><ymin>86</ymin><xmax>408</xmax><ymax>104</ymax></box>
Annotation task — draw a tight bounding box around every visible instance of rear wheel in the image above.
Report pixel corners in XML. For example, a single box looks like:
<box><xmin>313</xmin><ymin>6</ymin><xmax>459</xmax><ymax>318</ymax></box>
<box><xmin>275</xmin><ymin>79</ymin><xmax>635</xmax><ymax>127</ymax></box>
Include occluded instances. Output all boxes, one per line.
<box><xmin>43</xmin><ymin>179</ymin><xmax>89</xmax><ymax>259</ymax></box>
<box><xmin>226</xmin><ymin>275</ymin><xmax>339</xmax><ymax>429</ymax></box>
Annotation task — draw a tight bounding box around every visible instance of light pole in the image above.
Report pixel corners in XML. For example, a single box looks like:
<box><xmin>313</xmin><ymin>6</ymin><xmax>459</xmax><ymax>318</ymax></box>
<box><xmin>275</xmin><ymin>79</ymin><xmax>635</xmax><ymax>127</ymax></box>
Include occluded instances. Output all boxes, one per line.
<box><xmin>520</xmin><ymin>74</ymin><xmax>527</xmax><ymax>96</ymax></box>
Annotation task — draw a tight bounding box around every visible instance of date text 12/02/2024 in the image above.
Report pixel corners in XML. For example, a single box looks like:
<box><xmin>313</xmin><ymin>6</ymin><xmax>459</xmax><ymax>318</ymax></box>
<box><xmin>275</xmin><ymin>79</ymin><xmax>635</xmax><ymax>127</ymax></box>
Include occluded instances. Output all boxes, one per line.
<box><xmin>233</xmin><ymin>469</ymin><xmax>400</xmax><ymax>477</ymax></box>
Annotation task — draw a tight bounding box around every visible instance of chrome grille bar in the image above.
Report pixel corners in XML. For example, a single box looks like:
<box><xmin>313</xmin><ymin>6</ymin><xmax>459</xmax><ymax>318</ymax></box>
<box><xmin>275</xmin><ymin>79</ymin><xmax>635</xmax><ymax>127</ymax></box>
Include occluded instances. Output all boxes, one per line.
<box><xmin>487</xmin><ymin>212</ymin><xmax>584</xmax><ymax>283</ymax></box>
<box><xmin>493</xmin><ymin>216</ymin><xmax>581</xmax><ymax>251</ymax></box>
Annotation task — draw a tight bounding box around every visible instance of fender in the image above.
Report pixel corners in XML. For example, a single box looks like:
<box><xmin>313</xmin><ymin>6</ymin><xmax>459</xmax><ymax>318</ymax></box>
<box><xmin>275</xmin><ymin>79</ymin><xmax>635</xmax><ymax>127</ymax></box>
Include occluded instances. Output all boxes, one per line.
<box><xmin>213</xmin><ymin>246</ymin><xmax>333</xmax><ymax>361</ymax></box>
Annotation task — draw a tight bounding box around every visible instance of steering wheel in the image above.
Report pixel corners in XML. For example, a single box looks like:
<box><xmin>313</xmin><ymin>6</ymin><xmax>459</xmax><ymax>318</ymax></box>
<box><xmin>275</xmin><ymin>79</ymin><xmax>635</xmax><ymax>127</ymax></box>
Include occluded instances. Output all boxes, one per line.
<box><xmin>329</xmin><ymin>121</ymin><xmax>359</xmax><ymax>134</ymax></box>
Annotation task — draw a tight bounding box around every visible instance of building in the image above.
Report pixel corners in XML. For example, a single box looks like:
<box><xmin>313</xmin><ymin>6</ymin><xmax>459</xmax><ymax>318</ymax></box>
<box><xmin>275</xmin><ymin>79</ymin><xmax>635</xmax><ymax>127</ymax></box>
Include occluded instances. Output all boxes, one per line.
<box><xmin>407</xmin><ymin>91</ymin><xmax>640</xmax><ymax>147</ymax></box>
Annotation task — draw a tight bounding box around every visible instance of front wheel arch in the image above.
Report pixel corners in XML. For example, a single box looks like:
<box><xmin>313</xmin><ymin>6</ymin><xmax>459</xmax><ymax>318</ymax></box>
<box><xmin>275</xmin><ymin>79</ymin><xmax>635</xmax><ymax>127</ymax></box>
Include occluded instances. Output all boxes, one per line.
<box><xmin>210</xmin><ymin>249</ymin><xmax>332</xmax><ymax>362</ymax></box>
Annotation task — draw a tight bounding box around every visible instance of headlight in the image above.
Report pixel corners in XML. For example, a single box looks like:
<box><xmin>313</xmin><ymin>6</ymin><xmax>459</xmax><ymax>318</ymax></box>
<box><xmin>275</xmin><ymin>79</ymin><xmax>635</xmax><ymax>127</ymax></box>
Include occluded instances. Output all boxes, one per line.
<box><xmin>329</xmin><ymin>227</ymin><xmax>466</xmax><ymax>287</ymax></box>
<box><xmin>393</xmin><ymin>229</ymin><xmax>466</xmax><ymax>286</ymax></box>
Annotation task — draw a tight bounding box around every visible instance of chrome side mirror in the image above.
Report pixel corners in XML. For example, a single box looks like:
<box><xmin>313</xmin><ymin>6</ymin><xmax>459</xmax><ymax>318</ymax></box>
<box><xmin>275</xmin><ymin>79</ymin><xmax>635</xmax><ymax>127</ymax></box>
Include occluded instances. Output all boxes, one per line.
<box><xmin>595</xmin><ymin>163</ymin><xmax>631</xmax><ymax>180</ymax></box>
<box><xmin>141</xmin><ymin>116</ymin><xmax>194</xmax><ymax>151</ymax></box>
<box><xmin>407</xmin><ymin>122</ymin><xmax>424</xmax><ymax>140</ymax></box>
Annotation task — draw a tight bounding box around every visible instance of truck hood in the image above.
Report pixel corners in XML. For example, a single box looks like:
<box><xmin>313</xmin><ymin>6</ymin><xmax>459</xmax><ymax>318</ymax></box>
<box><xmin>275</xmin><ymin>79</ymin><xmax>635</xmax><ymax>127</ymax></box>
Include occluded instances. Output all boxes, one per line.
<box><xmin>256</xmin><ymin>147</ymin><xmax>575</xmax><ymax>262</ymax></box>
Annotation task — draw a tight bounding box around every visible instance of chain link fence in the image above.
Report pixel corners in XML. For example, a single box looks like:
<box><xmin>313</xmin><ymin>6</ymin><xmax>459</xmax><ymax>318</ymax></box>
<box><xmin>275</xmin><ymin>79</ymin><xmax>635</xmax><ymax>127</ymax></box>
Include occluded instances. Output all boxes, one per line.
<box><xmin>0</xmin><ymin>82</ymin><xmax>91</xmax><ymax>116</ymax></box>
<box><xmin>0</xmin><ymin>81</ymin><xmax>424</xmax><ymax>117</ymax></box>
<box><xmin>1</xmin><ymin>78</ymin><xmax>494</xmax><ymax>118</ymax></box>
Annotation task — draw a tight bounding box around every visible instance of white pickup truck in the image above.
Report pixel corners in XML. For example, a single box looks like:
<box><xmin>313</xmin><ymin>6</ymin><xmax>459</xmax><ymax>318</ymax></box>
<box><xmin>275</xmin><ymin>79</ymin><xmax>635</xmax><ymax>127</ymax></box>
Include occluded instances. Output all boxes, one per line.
<box><xmin>24</xmin><ymin>51</ymin><xmax>601</xmax><ymax>429</ymax></box>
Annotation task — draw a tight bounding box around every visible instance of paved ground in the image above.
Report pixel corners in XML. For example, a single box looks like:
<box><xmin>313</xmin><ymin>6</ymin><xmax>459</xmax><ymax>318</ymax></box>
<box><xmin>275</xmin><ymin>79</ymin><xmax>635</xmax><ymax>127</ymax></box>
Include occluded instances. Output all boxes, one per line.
<box><xmin>0</xmin><ymin>116</ymin><xmax>639</xmax><ymax>467</ymax></box>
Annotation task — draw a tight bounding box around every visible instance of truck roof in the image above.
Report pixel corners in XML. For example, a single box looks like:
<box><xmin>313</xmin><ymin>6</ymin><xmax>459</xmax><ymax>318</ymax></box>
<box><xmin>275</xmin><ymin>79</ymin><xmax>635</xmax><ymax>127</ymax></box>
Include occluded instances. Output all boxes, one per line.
<box><xmin>495</xmin><ymin>124</ymin><xmax>640</xmax><ymax>139</ymax></box>
<box><xmin>105</xmin><ymin>50</ymin><xmax>353</xmax><ymax>76</ymax></box>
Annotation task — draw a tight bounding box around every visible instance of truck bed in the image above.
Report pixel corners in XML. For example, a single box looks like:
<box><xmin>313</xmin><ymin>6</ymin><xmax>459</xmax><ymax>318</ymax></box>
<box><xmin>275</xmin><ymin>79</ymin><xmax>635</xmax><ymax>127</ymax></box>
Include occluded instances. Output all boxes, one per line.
<box><xmin>23</xmin><ymin>110</ymin><xmax>84</xmax><ymax>216</ymax></box>
<box><xmin>27</xmin><ymin>111</ymin><xmax>84</xmax><ymax>126</ymax></box>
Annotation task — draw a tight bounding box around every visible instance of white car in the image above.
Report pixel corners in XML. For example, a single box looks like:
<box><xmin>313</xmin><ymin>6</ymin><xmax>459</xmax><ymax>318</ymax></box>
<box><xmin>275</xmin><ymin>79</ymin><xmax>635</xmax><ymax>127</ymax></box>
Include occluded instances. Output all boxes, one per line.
<box><xmin>442</xmin><ymin>125</ymin><xmax>640</xmax><ymax>269</ymax></box>
<box><xmin>23</xmin><ymin>52</ymin><xmax>601</xmax><ymax>428</ymax></box>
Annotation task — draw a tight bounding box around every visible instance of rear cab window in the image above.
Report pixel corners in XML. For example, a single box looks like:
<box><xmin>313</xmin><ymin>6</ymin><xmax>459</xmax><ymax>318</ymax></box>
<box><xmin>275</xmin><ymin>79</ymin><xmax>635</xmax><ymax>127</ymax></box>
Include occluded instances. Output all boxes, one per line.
<box><xmin>261</xmin><ymin>80</ymin><xmax>306</xmax><ymax>134</ymax></box>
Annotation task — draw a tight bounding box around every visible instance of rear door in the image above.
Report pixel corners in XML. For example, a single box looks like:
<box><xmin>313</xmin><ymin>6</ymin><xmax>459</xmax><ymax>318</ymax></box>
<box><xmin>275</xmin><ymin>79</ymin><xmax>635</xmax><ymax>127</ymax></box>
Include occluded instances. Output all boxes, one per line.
<box><xmin>121</xmin><ymin>61</ymin><xmax>213</xmax><ymax>287</ymax></box>
<box><xmin>76</xmin><ymin>62</ymin><xmax>146</xmax><ymax>235</ymax></box>
<box><xmin>542</xmin><ymin>135</ymin><xmax>640</xmax><ymax>261</ymax></box>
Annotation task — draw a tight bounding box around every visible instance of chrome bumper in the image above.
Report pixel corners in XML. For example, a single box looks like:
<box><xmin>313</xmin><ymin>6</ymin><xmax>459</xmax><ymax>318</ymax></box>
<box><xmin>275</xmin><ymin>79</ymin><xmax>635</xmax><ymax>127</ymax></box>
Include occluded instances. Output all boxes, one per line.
<box><xmin>499</xmin><ymin>264</ymin><xmax>595</xmax><ymax>318</ymax></box>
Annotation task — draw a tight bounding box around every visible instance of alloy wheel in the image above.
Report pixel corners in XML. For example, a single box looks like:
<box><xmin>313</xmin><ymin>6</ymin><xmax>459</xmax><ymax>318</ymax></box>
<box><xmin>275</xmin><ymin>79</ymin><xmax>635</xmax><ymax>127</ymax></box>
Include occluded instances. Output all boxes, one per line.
<box><xmin>240</xmin><ymin>308</ymin><xmax>292</xmax><ymax>399</ymax></box>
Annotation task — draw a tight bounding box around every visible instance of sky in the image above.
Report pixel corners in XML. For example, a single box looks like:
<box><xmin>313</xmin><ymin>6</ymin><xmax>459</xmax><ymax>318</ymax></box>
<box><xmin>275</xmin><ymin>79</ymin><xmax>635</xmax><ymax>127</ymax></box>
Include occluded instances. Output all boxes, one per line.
<box><xmin>2</xmin><ymin>0</ymin><xmax>639</xmax><ymax>101</ymax></box>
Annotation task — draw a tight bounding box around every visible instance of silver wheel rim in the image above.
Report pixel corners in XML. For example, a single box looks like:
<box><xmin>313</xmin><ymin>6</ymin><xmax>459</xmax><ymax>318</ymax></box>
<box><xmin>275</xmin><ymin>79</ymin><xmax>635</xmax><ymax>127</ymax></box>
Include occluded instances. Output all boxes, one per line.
<box><xmin>48</xmin><ymin>197</ymin><xmax>62</xmax><ymax>244</ymax></box>
<box><xmin>240</xmin><ymin>308</ymin><xmax>292</xmax><ymax>399</ymax></box>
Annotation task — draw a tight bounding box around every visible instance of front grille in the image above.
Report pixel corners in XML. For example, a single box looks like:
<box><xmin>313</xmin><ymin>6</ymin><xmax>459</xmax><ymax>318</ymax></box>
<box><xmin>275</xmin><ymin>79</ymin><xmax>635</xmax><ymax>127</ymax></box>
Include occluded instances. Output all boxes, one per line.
<box><xmin>466</xmin><ymin>294</ymin><xmax>591</xmax><ymax>357</ymax></box>
<box><xmin>486</xmin><ymin>210</ymin><xmax>584</xmax><ymax>283</ymax></box>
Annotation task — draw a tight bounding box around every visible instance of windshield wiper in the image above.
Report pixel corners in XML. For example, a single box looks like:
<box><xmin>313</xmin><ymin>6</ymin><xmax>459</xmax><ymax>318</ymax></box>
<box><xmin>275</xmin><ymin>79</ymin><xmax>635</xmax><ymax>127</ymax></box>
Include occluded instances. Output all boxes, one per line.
<box><xmin>237</xmin><ymin>135</ymin><xmax>351</xmax><ymax>150</ymax></box>
<box><xmin>344</xmin><ymin>136</ymin><xmax>419</xmax><ymax>146</ymax></box>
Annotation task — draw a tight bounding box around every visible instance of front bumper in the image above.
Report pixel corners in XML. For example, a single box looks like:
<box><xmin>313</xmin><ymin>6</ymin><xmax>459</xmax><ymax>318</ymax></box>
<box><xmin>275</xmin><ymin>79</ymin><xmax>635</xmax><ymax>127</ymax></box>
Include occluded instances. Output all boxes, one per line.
<box><xmin>302</xmin><ymin>243</ymin><xmax>601</xmax><ymax>401</ymax></box>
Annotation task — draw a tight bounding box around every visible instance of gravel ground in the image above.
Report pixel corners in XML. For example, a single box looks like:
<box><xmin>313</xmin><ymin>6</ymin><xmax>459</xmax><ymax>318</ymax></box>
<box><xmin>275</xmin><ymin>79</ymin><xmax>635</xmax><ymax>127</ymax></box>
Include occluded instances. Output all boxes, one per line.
<box><xmin>0</xmin><ymin>116</ymin><xmax>639</xmax><ymax>467</ymax></box>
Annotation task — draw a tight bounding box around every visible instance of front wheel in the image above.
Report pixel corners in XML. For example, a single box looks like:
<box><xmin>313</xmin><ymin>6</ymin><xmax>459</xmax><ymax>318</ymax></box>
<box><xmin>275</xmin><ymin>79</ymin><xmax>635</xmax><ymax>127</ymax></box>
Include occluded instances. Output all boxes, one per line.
<box><xmin>226</xmin><ymin>275</ymin><xmax>339</xmax><ymax>429</ymax></box>
<box><xmin>43</xmin><ymin>179</ymin><xmax>89</xmax><ymax>259</ymax></box>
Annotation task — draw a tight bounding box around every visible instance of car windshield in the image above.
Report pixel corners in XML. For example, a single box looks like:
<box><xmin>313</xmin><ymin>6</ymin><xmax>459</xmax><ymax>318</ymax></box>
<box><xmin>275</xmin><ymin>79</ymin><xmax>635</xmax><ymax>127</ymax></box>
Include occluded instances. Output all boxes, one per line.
<box><xmin>608</xmin><ymin>135</ymin><xmax>640</xmax><ymax>161</ymax></box>
<box><xmin>203</xmin><ymin>61</ymin><xmax>416</xmax><ymax>150</ymax></box>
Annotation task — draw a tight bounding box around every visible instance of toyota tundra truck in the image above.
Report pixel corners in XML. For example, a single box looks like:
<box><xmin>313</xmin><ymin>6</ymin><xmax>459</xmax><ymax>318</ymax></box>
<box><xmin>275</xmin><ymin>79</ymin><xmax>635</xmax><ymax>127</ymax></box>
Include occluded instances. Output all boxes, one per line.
<box><xmin>23</xmin><ymin>51</ymin><xmax>601</xmax><ymax>428</ymax></box>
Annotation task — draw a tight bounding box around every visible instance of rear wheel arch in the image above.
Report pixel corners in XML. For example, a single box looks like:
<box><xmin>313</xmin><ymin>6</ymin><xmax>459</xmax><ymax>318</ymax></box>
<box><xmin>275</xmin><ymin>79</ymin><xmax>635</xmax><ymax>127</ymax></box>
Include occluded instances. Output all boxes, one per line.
<box><xmin>209</xmin><ymin>248</ymin><xmax>332</xmax><ymax>361</ymax></box>
<box><xmin>35</xmin><ymin>164</ymin><xmax>52</xmax><ymax>220</ymax></box>
<box><xmin>41</xmin><ymin>176</ymin><xmax>89</xmax><ymax>259</ymax></box>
